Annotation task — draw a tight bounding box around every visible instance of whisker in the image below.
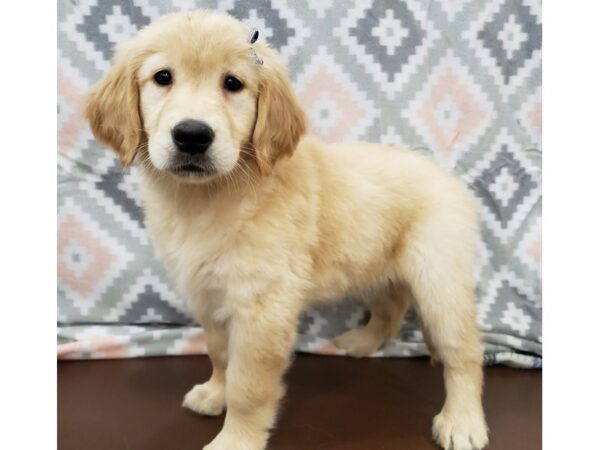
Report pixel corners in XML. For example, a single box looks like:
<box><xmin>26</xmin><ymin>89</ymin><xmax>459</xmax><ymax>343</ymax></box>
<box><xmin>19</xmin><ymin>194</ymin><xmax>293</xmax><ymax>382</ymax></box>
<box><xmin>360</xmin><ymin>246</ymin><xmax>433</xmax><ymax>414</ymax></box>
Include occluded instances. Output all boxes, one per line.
<box><xmin>93</xmin><ymin>124</ymin><xmax>147</xmax><ymax>133</ymax></box>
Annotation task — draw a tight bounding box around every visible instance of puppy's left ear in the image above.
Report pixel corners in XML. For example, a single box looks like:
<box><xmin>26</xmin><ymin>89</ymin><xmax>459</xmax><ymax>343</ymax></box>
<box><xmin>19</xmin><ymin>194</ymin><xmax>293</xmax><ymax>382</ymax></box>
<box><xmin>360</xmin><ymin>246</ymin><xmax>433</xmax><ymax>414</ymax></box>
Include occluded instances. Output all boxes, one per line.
<box><xmin>85</xmin><ymin>52</ymin><xmax>144</xmax><ymax>168</ymax></box>
<box><xmin>252</xmin><ymin>50</ymin><xmax>308</xmax><ymax>175</ymax></box>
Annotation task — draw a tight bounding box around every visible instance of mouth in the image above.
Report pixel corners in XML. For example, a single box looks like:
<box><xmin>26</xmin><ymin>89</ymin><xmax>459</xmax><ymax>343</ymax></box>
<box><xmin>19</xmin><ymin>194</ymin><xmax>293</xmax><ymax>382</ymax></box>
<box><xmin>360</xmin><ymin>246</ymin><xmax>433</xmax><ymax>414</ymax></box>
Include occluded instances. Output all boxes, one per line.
<box><xmin>170</xmin><ymin>163</ymin><xmax>214</xmax><ymax>178</ymax></box>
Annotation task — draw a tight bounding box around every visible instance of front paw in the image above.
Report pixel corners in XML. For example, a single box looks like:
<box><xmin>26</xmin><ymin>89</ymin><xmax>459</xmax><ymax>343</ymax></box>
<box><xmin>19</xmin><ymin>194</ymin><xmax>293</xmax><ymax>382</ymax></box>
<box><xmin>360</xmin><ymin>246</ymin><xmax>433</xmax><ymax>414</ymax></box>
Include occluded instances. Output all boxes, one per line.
<box><xmin>203</xmin><ymin>430</ymin><xmax>266</xmax><ymax>450</ymax></box>
<box><xmin>432</xmin><ymin>410</ymin><xmax>489</xmax><ymax>450</ymax></box>
<box><xmin>182</xmin><ymin>381</ymin><xmax>225</xmax><ymax>416</ymax></box>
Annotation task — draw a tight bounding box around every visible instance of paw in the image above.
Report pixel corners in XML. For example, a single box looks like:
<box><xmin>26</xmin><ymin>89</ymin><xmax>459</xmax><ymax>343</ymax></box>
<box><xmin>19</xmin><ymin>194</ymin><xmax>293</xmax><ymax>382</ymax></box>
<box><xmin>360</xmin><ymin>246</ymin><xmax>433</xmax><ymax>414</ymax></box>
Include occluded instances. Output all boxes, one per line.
<box><xmin>182</xmin><ymin>381</ymin><xmax>226</xmax><ymax>416</ymax></box>
<box><xmin>333</xmin><ymin>327</ymin><xmax>384</xmax><ymax>357</ymax></box>
<box><xmin>203</xmin><ymin>430</ymin><xmax>266</xmax><ymax>450</ymax></box>
<box><xmin>432</xmin><ymin>410</ymin><xmax>489</xmax><ymax>450</ymax></box>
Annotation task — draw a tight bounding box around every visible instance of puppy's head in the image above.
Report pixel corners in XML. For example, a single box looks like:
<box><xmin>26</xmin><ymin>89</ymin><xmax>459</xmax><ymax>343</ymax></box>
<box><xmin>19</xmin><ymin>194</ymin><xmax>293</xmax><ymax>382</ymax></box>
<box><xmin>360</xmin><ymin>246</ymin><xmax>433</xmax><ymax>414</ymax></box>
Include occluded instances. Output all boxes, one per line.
<box><xmin>85</xmin><ymin>11</ymin><xmax>307</xmax><ymax>182</ymax></box>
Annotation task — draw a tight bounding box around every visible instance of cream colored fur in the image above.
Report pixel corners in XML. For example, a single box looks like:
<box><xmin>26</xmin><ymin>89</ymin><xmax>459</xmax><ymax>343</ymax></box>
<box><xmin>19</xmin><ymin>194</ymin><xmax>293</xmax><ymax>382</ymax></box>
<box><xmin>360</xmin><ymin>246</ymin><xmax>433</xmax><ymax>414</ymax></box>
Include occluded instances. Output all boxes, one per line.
<box><xmin>85</xmin><ymin>10</ymin><xmax>489</xmax><ymax>450</ymax></box>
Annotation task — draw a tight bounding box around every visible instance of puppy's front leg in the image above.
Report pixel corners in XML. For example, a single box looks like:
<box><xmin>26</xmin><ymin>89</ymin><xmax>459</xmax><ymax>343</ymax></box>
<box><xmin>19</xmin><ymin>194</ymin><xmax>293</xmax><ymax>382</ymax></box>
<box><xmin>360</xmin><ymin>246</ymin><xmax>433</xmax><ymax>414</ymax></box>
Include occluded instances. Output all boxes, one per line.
<box><xmin>183</xmin><ymin>323</ymin><xmax>228</xmax><ymax>416</ymax></box>
<box><xmin>204</xmin><ymin>299</ymin><xmax>299</xmax><ymax>450</ymax></box>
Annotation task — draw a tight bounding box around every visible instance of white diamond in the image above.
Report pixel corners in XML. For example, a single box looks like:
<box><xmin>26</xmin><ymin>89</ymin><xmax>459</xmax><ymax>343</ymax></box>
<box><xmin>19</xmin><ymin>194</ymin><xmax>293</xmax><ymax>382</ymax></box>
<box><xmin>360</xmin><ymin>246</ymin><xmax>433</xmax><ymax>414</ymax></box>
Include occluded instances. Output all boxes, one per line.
<box><xmin>433</xmin><ymin>95</ymin><xmax>463</xmax><ymax>135</ymax></box>
<box><xmin>500</xmin><ymin>302</ymin><xmax>532</xmax><ymax>336</ymax></box>
<box><xmin>99</xmin><ymin>6</ymin><xmax>138</xmax><ymax>45</ymax></box>
<box><xmin>372</xmin><ymin>9</ymin><xmax>409</xmax><ymax>56</ymax></box>
<box><xmin>489</xmin><ymin>165</ymin><xmax>519</xmax><ymax>208</ymax></box>
<box><xmin>310</xmin><ymin>93</ymin><xmax>342</xmax><ymax>135</ymax></box>
<box><xmin>60</xmin><ymin>241</ymin><xmax>94</xmax><ymax>279</ymax></box>
<box><xmin>498</xmin><ymin>13</ymin><xmax>528</xmax><ymax>60</ymax></box>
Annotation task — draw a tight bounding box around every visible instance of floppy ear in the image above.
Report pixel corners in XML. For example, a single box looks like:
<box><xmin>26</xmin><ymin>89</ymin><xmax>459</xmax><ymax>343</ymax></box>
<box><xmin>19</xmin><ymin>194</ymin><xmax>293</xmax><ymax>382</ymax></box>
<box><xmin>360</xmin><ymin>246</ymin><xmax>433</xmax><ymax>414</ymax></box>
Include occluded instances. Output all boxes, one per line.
<box><xmin>85</xmin><ymin>57</ymin><xmax>144</xmax><ymax>168</ymax></box>
<box><xmin>252</xmin><ymin>53</ymin><xmax>307</xmax><ymax>175</ymax></box>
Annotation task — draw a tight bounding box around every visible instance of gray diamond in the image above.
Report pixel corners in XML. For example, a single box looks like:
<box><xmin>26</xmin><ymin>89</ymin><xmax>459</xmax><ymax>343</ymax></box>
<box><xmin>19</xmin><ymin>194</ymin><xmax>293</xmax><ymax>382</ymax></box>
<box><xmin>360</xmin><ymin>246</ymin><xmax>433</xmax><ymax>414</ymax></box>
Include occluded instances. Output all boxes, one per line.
<box><xmin>471</xmin><ymin>144</ymin><xmax>538</xmax><ymax>227</ymax></box>
<box><xmin>477</xmin><ymin>0</ymin><xmax>541</xmax><ymax>84</ymax></box>
<box><xmin>350</xmin><ymin>2</ymin><xmax>424</xmax><ymax>82</ymax></box>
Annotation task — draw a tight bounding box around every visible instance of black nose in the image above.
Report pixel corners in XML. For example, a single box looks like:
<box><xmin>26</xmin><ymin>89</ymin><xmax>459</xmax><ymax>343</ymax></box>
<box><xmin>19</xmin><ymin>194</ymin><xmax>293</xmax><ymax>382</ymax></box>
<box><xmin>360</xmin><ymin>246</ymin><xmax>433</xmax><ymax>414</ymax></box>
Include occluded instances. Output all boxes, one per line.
<box><xmin>172</xmin><ymin>120</ymin><xmax>215</xmax><ymax>155</ymax></box>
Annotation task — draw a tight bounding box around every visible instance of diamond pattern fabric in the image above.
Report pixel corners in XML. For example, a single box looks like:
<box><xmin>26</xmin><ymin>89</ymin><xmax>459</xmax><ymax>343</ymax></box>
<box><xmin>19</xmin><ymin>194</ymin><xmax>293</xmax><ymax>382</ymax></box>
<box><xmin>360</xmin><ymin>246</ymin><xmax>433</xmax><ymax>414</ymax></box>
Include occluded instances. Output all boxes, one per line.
<box><xmin>58</xmin><ymin>0</ymin><xmax>542</xmax><ymax>368</ymax></box>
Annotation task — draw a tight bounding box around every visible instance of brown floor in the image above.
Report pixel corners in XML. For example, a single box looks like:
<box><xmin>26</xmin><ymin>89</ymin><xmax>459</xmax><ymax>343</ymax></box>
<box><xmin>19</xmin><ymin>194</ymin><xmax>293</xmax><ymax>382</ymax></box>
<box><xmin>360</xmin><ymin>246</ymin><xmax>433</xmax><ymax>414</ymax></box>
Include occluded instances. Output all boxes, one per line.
<box><xmin>58</xmin><ymin>354</ymin><xmax>541</xmax><ymax>450</ymax></box>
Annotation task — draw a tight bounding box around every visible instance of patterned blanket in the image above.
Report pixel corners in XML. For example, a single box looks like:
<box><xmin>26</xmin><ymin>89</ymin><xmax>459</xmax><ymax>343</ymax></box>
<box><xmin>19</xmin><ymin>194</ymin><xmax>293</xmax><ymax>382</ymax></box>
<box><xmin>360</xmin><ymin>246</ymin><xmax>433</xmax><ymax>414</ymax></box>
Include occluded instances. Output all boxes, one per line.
<box><xmin>58</xmin><ymin>0</ymin><xmax>542</xmax><ymax>367</ymax></box>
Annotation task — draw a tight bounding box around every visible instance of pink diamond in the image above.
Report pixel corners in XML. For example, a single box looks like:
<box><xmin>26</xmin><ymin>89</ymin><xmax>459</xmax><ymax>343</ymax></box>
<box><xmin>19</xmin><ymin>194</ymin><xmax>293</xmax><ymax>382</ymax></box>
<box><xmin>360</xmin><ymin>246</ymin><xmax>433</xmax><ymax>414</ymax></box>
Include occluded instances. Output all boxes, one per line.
<box><xmin>58</xmin><ymin>215</ymin><xmax>116</xmax><ymax>299</ymax></box>
<box><xmin>58</xmin><ymin>69</ymin><xmax>87</xmax><ymax>156</ymax></box>
<box><xmin>528</xmin><ymin>233</ymin><xmax>542</xmax><ymax>265</ymax></box>
<box><xmin>528</xmin><ymin>100</ymin><xmax>542</xmax><ymax>136</ymax></box>
<box><xmin>297</xmin><ymin>65</ymin><xmax>368</xmax><ymax>142</ymax></box>
<box><xmin>416</xmin><ymin>70</ymin><xmax>486</xmax><ymax>158</ymax></box>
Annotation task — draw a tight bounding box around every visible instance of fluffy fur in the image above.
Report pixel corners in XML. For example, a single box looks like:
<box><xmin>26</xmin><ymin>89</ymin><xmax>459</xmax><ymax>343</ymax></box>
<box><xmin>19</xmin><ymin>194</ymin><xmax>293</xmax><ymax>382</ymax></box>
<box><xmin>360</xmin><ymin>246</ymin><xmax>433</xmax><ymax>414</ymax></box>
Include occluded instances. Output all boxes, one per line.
<box><xmin>85</xmin><ymin>11</ymin><xmax>489</xmax><ymax>450</ymax></box>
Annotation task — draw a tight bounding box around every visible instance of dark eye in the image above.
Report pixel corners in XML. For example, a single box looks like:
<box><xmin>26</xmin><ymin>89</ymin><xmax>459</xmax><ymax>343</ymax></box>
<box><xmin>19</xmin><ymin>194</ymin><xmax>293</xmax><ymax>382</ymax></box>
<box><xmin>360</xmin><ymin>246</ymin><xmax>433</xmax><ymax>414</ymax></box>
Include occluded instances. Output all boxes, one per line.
<box><xmin>153</xmin><ymin>70</ymin><xmax>172</xmax><ymax>86</ymax></box>
<box><xmin>224</xmin><ymin>75</ymin><xmax>243</xmax><ymax>92</ymax></box>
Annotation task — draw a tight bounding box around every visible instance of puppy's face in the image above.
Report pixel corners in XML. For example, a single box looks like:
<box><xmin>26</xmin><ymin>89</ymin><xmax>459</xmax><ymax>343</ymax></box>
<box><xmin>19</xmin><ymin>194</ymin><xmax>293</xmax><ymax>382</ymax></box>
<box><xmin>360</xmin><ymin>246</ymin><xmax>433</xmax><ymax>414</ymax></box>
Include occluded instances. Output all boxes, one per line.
<box><xmin>86</xmin><ymin>11</ymin><xmax>307</xmax><ymax>182</ymax></box>
<box><xmin>137</xmin><ymin>17</ymin><xmax>259</xmax><ymax>180</ymax></box>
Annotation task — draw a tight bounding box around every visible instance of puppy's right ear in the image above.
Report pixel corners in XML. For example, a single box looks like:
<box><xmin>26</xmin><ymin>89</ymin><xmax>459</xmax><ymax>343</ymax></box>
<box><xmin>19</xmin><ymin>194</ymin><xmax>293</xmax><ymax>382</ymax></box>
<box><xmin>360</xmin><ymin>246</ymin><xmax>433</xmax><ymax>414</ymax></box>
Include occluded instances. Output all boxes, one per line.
<box><xmin>85</xmin><ymin>57</ymin><xmax>143</xmax><ymax>167</ymax></box>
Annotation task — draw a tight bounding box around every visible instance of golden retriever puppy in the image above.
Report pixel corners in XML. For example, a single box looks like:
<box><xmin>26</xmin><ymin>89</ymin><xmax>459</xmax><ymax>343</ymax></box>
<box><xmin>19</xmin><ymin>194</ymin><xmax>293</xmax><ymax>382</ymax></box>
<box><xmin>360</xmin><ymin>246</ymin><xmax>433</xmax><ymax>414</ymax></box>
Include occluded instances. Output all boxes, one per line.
<box><xmin>85</xmin><ymin>10</ymin><xmax>489</xmax><ymax>450</ymax></box>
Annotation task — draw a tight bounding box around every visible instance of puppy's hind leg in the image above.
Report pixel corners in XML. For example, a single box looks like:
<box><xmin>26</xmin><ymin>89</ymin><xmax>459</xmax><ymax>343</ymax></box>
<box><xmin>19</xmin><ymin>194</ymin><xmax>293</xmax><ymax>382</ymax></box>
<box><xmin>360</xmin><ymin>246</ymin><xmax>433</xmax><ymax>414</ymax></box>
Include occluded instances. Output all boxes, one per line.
<box><xmin>333</xmin><ymin>283</ymin><xmax>411</xmax><ymax>357</ymax></box>
<box><xmin>400</xmin><ymin>235</ymin><xmax>489</xmax><ymax>450</ymax></box>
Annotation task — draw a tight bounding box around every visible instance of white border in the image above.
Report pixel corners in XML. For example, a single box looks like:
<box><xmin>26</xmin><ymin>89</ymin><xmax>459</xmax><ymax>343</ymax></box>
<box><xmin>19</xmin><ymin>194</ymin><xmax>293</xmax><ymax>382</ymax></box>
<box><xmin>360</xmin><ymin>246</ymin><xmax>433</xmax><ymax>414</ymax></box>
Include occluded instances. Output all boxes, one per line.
<box><xmin>7</xmin><ymin>2</ymin><xmax>600</xmax><ymax>448</ymax></box>
<box><xmin>545</xmin><ymin>2</ymin><xmax>600</xmax><ymax>449</ymax></box>
<box><xmin>0</xmin><ymin>3</ymin><xmax>56</xmax><ymax>450</ymax></box>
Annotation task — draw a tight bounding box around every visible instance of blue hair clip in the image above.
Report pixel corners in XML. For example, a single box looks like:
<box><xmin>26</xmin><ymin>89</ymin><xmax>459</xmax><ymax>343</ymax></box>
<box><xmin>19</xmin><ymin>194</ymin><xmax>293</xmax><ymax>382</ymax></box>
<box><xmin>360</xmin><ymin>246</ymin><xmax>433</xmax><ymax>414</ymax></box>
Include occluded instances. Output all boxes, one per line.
<box><xmin>247</xmin><ymin>28</ymin><xmax>263</xmax><ymax>65</ymax></box>
<box><xmin>248</xmin><ymin>28</ymin><xmax>259</xmax><ymax>44</ymax></box>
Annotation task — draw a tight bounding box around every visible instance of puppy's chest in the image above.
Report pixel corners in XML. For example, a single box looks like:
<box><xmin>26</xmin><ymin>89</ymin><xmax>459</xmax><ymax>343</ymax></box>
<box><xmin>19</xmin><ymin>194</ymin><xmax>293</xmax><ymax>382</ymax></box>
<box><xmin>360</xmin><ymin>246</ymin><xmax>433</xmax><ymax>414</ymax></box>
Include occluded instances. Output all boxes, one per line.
<box><xmin>141</xmin><ymin>189</ymin><xmax>230</xmax><ymax>282</ymax></box>
<box><xmin>148</xmin><ymin>209</ymin><xmax>233</xmax><ymax>281</ymax></box>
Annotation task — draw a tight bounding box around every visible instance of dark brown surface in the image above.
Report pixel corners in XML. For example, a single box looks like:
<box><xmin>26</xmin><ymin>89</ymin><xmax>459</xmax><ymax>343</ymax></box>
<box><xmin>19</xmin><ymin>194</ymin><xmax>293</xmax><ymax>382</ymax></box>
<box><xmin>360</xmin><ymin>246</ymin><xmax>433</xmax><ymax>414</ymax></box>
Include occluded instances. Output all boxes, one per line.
<box><xmin>58</xmin><ymin>354</ymin><xmax>541</xmax><ymax>450</ymax></box>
